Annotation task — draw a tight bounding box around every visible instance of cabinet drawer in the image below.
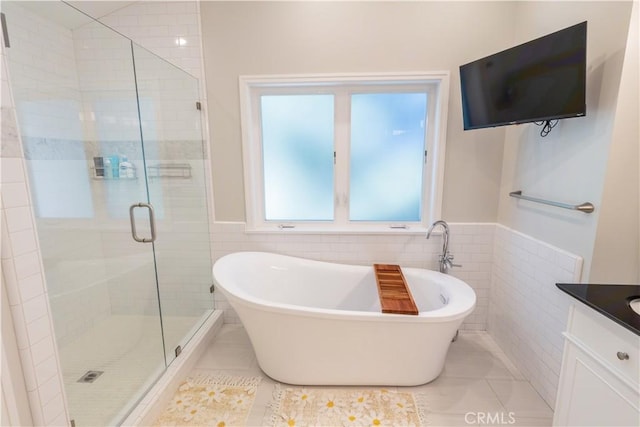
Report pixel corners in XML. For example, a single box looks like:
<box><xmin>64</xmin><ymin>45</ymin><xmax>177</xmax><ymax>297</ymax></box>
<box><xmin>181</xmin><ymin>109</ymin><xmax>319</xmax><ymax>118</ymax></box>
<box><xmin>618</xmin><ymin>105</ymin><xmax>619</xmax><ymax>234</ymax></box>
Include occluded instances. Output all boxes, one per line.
<box><xmin>568</xmin><ymin>304</ymin><xmax>639</xmax><ymax>387</ymax></box>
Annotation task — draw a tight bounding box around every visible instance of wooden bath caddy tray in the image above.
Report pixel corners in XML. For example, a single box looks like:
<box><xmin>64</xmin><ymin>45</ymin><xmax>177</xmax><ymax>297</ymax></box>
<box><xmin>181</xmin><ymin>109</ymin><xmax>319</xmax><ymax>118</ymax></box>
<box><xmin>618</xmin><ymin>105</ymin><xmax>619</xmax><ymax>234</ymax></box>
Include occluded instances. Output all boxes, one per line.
<box><xmin>373</xmin><ymin>264</ymin><xmax>419</xmax><ymax>315</ymax></box>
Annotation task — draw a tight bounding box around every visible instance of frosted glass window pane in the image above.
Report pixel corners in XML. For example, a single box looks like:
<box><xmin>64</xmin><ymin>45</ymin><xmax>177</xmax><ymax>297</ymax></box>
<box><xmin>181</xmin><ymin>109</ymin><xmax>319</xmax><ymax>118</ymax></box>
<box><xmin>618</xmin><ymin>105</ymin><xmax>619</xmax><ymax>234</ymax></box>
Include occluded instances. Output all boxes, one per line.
<box><xmin>350</xmin><ymin>93</ymin><xmax>427</xmax><ymax>221</ymax></box>
<box><xmin>261</xmin><ymin>95</ymin><xmax>334</xmax><ymax>221</ymax></box>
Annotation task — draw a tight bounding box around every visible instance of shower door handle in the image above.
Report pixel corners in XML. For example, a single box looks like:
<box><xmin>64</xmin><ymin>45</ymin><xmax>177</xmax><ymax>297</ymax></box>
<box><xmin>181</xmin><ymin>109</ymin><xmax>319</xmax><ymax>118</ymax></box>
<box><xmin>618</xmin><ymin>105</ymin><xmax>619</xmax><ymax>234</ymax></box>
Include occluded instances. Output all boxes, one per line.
<box><xmin>129</xmin><ymin>202</ymin><xmax>157</xmax><ymax>243</ymax></box>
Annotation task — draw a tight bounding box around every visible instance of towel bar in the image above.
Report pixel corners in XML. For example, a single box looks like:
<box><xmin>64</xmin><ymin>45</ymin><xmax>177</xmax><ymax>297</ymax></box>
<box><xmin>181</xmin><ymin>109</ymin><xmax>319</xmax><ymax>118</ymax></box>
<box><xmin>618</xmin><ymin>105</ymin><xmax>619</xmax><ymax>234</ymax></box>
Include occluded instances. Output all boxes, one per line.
<box><xmin>509</xmin><ymin>190</ymin><xmax>595</xmax><ymax>214</ymax></box>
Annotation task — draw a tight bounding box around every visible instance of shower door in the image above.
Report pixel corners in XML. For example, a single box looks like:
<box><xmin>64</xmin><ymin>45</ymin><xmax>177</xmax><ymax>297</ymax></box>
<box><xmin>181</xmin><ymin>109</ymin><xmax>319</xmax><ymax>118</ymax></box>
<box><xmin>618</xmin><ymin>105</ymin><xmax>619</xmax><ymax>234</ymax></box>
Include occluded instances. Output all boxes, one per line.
<box><xmin>132</xmin><ymin>44</ymin><xmax>214</xmax><ymax>366</ymax></box>
<box><xmin>3</xmin><ymin>1</ymin><xmax>212</xmax><ymax>425</ymax></box>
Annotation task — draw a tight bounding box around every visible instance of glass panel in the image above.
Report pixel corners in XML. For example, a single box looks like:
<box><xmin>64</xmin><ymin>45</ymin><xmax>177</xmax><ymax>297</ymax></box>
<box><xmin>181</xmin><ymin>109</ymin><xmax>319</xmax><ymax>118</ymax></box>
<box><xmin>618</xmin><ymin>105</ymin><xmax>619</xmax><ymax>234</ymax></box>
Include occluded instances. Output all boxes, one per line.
<box><xmin>261</xmin><ymin>94</ymin><xmax>335</xmax><ymax>221</ymax></box>
<box><xmin>131</xmin><ymin>44</ymin><xmax>214</xmax><ymax>366</ymax></box>
<box><xmin>349</xmin><ymin>92</ymin><xmax>427</xmax><ymax>221</ymax></box>
<box><xmin>4</xmin><ymin>2</ymin><xmax>165</xmax><ymax>425</ymax></box>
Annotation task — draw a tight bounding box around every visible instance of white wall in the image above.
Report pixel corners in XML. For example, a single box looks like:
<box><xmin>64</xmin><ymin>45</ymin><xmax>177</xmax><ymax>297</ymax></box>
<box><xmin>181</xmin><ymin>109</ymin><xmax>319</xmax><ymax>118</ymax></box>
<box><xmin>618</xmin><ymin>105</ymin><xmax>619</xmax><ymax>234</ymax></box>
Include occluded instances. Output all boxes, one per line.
<box><xmin>590</xmin><ymin>0</ymin><xmax>639</xmax><ymax>283</ymax></box>
<box><xmin>497</xmin><ymin>1</ymin><xmax>634</xmax><ymax>281</ymax></box>
<box><xmin>200</xmin><ymin>1</ymin><xmax>513</xmax><ymax>222</ymax></box>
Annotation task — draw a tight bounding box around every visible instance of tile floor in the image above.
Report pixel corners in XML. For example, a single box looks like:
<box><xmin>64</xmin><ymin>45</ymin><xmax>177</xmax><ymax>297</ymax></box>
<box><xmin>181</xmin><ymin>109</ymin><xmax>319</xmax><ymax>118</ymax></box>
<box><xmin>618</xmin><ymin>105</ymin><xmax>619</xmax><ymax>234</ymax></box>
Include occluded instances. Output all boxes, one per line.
<box><xmin>61</xmin><ymin>314</ymin><xmax>203</xmax><ymax>426</ymax></box>
<box><xmin>188</xmin><ymin>324</ymin><xmax>554</xmax><ymax>426</ymax></box>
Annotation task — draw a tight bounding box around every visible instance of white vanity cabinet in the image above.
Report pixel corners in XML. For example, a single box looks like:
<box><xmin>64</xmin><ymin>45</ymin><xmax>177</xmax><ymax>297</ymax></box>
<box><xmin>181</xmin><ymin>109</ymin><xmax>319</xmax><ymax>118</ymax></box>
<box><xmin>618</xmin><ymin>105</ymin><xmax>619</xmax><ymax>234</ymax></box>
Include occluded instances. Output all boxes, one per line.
<box><xmin>554</xmin><ymin>304</ymin><xmax>640</xmax><ymax>426</ymax></box>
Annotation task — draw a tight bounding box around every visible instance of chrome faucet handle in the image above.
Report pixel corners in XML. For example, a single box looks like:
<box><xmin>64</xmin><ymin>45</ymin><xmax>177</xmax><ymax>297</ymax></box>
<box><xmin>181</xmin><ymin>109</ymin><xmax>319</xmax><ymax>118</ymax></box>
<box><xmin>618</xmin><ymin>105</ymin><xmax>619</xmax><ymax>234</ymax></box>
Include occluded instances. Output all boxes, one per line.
<box><xmin>442</xmin><ymin>252</ymin><xmax>462</xmax><ymax>269</ymax></box>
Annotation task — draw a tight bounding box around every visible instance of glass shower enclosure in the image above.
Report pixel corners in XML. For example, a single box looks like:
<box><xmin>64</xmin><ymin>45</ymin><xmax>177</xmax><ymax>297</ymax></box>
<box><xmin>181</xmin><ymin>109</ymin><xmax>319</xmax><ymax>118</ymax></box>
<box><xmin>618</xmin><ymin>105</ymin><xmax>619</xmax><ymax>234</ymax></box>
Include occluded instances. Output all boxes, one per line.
<box><xmin>3</xmin><ymin>2</ymin><xmax>213</xmax><ymax>425</ymax></box>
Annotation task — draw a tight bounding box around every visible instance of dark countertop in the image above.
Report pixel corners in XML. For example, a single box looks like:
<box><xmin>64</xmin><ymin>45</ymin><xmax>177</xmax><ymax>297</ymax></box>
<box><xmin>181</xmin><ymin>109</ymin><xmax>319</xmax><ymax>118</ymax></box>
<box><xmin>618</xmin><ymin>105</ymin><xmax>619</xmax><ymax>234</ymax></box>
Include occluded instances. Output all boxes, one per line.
<box><xmin>556</xmin><ymin>283</ymin><xmax>640</xmax><ymax>336</ymax></box>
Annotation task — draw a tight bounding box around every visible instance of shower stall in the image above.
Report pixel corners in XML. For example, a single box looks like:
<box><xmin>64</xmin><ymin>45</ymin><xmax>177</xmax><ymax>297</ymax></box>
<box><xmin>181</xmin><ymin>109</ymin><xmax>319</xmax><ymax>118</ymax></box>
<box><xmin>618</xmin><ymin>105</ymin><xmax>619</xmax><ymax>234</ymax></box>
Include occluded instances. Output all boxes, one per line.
<box><xmin>3</xmin><ymin>2</ymin><xmax>213</xmax><ymax>425</ymax></box>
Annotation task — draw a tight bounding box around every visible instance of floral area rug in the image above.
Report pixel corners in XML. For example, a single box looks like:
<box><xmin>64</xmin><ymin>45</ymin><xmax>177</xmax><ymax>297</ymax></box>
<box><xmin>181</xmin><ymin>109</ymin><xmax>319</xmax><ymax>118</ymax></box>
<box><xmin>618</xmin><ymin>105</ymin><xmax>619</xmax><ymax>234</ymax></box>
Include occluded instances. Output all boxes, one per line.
<box><xmin>266</xmin><ymin>385</ymin><xmax>428</xmax><ymax>427</ymax></box>
<box><xmin>153</xmin><ymin>374</ymin><xmax>261</xmax><ymax>426</ymax></box>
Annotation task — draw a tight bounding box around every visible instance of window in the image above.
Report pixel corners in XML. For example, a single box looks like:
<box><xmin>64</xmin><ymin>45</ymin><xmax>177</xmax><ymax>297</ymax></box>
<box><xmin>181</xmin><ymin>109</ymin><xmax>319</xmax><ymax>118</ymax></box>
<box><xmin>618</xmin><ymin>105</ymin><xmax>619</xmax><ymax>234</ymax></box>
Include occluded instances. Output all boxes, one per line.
<box><xmin>239</xmin><ymin>73</ymin><xmax>449</xmax><ymax>232</ymax></box>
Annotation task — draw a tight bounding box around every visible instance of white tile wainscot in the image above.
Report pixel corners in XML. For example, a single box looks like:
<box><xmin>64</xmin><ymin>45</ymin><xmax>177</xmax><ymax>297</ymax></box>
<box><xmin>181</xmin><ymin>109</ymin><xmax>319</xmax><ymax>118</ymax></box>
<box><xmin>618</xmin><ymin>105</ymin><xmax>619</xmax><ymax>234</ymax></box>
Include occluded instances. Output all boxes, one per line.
<box><xmin>210</xmin><ymin>222</ymin><xmax>495</xmax><ymax>331</ymax></box>
<box><xmin>488</xmin><ymin>224</ymin><xmax>583</xmax><ymax>410</ymax></box>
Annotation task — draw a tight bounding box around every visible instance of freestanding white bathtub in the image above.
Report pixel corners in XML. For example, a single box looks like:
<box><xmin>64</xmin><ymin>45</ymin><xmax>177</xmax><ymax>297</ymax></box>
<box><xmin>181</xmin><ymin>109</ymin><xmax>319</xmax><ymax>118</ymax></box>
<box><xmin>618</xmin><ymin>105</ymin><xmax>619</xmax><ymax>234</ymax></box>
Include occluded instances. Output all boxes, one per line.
<box><xmin>212</xmin><ymin>251</ymin><xmax>476</xmax><ymax>386</ymax></box>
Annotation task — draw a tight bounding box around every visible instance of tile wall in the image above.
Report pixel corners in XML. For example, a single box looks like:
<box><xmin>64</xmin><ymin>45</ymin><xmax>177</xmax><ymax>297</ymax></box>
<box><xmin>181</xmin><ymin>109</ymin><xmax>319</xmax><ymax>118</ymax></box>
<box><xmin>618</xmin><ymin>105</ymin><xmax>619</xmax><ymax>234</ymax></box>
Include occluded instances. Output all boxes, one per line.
<box><xmin>488</xmin><ymin>224</ymin><xmax>583</xmax><ymax>409</ymax></box>
<box><xmin>4</xmin><ymin>2</ymin><xmax>114</xmax><ymax>347</ymax></box>
<box><xmin>1</xmin><ymin>43</ymin><xmax>69</xmax><ymax>427</ymax></box>
<box><xmin>2</xmin><ymin>2</ymin><xmax>82</xmax><ymax>142</ymax></box>
<box><xmin>97</xmin><ymin>1</ymin><xmax>203</xmax><ymax>80</ymax></box>
<box><xmin>4</xmin><ymin>0</ymin><xmax>211</xmax><ymax>344</ymax></box>
<box><xmin>209</xmin><ymin>221</ymin><xmax>495</xmax><ymax>330</ymax></box>
<box><xmin>1</xmin><ymin>2</ymin><xmax>208</xmax><ymax>425</ymax></box>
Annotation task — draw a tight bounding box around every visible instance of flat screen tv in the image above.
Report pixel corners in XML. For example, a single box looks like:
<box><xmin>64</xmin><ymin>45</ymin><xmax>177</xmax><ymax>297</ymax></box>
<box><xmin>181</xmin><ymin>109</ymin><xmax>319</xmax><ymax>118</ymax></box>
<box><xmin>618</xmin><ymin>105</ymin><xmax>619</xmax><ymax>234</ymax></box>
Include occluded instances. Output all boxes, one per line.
<box><xmin>460</xmin><ymin>21</ymin><xmax>587</xmax><ymax>131</ymax></box>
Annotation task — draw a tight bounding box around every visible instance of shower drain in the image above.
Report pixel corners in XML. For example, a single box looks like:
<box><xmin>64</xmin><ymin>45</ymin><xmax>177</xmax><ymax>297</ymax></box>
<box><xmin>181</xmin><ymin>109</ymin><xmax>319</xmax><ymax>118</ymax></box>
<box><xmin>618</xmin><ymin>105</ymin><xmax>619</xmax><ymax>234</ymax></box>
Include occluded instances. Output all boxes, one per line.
<box><xmin>77</xmin><ymin>370</ymin><xmax>104</xmax><ymax>383</ymax></box>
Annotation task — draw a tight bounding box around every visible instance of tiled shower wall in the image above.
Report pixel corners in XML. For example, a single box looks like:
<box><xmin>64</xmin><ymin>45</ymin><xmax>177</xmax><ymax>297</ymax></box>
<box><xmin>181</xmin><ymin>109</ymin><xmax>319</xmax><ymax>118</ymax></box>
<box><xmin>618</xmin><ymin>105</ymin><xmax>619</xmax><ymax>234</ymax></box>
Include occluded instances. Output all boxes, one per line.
<box><xmin>4</xmin><ymin>2</ymin><xmax>114</xmax><ymax>347</ymax></box>
<box><xmin>0</xmin><ymin>3</ymin><xmax>208</xmax><ymax>424</ymax></box>
<box><xmin>1</xmin><ymin>45</ymin><xmax>69</xmax><ymax>427</ymax></box>
<box><xmin>97</xmin><ymin>1</ymin><xmax>203</xmax><ymax>80</ymax></box>
<box><xmin>4</xmin><ymin>1</ymin><xmax>211</xmax><ymax>346</ymax></box>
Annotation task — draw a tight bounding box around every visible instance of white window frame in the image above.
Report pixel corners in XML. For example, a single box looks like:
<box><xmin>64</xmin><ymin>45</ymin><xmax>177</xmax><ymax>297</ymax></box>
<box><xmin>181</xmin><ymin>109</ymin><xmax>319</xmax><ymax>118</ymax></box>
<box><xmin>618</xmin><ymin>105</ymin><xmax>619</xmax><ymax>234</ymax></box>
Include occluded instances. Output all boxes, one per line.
<box><xmin>239</xmin><ymin>72</ymin><xmax>450</xmax><ymax>233</ymax></box>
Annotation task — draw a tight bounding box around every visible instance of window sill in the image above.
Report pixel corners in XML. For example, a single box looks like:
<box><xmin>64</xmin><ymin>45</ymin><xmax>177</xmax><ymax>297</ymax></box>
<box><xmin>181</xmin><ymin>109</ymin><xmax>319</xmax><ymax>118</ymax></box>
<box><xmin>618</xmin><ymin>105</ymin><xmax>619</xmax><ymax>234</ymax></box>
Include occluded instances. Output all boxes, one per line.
<box><xmin>243</xmin><ymin>224</ymin><xmax>434</xmax><ymax>236</ymax></box>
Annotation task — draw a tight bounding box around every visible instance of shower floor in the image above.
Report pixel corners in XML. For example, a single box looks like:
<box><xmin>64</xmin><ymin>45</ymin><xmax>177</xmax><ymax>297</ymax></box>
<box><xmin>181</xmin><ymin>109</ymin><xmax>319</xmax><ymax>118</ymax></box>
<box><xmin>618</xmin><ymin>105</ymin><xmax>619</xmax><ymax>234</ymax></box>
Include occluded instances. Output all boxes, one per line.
<box><xmin>58</xmin><ymin>313</ymin><xmax>209</xmax><ymax>427</ymax></box>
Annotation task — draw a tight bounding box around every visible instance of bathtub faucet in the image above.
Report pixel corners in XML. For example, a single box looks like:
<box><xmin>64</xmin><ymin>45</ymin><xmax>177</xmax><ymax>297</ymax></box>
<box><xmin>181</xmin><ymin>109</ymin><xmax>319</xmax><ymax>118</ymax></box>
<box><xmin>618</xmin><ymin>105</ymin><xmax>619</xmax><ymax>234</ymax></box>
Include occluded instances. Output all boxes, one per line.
<box><xmin>426</xmin><ymin>220</ymin><xmax>461</xmax><ymax>273</ymax></box>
